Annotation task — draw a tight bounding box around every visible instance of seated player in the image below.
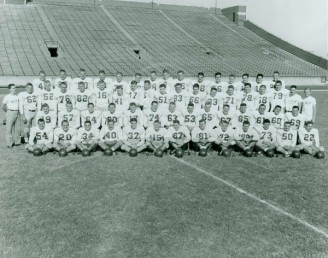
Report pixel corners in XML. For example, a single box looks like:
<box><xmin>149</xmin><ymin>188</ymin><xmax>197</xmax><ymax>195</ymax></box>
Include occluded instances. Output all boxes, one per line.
<box><xmin>25</xmin><ymin>118</ymin><xmax>53</xmax><ymax>154</ymax></box>
<box><xmin>254</xmin><ymin>119</ymin><xmax>276</xmax><ymax>153</ymax></box>
<box><xmin>36</xmin><ymin>103</ymin><xmax>57</xmax><ymax>129</ymax></box>
<box><xmin>270</xmin><ymin>105</ymin><xmax>285</xmax><ymax>129</ymax></box>
<box><xmin>75</xmin><ymin>120</ymin><xmax>99</xmax><ymax>153</ymax></box>
<box><xmin>200</xmin><ymin>101</ymin><xmax>218</xmax><ymax>129</ymax></box>
<box><xmin>145</xmin><ymin>120</ymin><xmax>169</xmax><ymax>153</ymax></box>
<box><xmin>285</xmin><ymin>105</ymin><xmax>305</xmax><ymax>130</ymax></box>
<box><xmin>167</xmin><ymin>119</ymin><xmax>191</xmax><ymax>152</ymax></box>
<box><xmin>98</xmin><ymin>118</ymin><xmax>123</xmax><ymax>153</ymax></box>
<box><xmin>81</xmin><ymin>103</ymin><xmax>102</xmax><ymax>129</ymax></box>
<box><xmin>37</xmin><ymin>80</ymin><xmax>57</xmax><ymax>112</ymax></box>
<box><xmin>298</xmin><ymin>121</ymin><xmax>324</xmax><ymax>156</ymax></box>
<box><xmin>58</xmin><ymin>101</ymin><xmax>81</xmax><ymax>130</ymax></box>
<box><xmin>235</xmin><ymin>103</ymin><xmax>254</xmax><ymax>128</ymax></box>
<box><xmin>253</xmin><ymin>104</ymin><xmax>272</xmax><ymax>127</ymax></box>
<box><xmin>101</xmin><ymin>103</ymin><xmax>123</xmax><ymax>128</ymax></box>
<box><xmin>182</xmin><ymin>102</ymin><xmax>201</xmax><ymax>132</ymax></box>
<box><xmin>121</xmin><ymin>118</ymin><xmax>147</xmax><ymax>153</ymax></box>
<box><xmin>217</xmin><ymin>104</ymin><xmax>236</xmax><ymax>129</ymax></box>
<box><xmin>162</xmin><ymin>102</ymin><xmax>184</xmax><ymax>129</ymax></box>
<box><xmin>213</xmin><ymin>120</ymin><xmax>235</xmax><ymax>153</ymax></box>
<box><xmin>123</xmin><ymin>102</ymin><xmax>144</xmax><ymax>127</ymax></box>
<box><xmin>234</xmin><ymin>121</ymin><xmax>259</xmax><ymax>153</ymax></box>
<box><xmin>186</xmin><ymin>83</ymin><xmax>206</xmax><ymax>111</ymax></box>
<box><xmin>191</xmin><ymin>119</ymin><xmax>215</xmax><ymax>154</ymax></box>
<box><xmin>53</xmin><ymin>120</ymin><xmax>76</xmax><ymax>153</ymax></box>
<box><xmin>275</xmin><ymin>121</ymin><xmax>298</xmax><ymax>156</ymax></box>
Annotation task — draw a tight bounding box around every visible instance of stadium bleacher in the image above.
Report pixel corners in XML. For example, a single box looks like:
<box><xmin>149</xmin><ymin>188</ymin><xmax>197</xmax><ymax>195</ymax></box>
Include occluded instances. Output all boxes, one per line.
<box><xmin>0</xmin><ymin>2</ymin><xmax>327</xmax><ymax>77</ymax></box>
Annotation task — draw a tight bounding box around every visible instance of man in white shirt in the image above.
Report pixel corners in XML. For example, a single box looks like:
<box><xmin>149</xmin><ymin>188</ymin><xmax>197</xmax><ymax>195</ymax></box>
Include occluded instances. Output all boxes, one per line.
<box><xmin>285</xmin><ymin>85</ymin><xmax>302</xmax><ymax>112</ymax></box>
<box><xmin>141</xmin><ymin>80</ymin><xmax>156</xmax><ymax>110</ymax></box>
<box><xmin>167</xmin><ymin>119</ymin><xmax>191</xmax><ymax>152</ymax></box>
<box><xmin>209</xmin><ymin>72</ymin><xmax>227</xmax><ymax>94</ymax></box>
<box><xmin>80</xmin><ymin>103</ymin><xmax>102</xmax><ymax>129</ymax></box>
<box><xmin>270</xmin><ymin>105</ymin><xmax>285</xmax><ymax>129</ymax></box>
<box><xmin>254</xmin><ymin>119</ymin><xmax>276</xmax><ymax>153</ymax></box>
<box><xmin>182</xmin><ymin>102</ymin><xmax>201</xmax><ymax>132</ymax></box>
<box><xmin>111</xmin><ymin>85</ymin><xmax>130</xmax><ymax>112</ymax></box>
<box><xmin>72</xmin><ymin>68</ymin><xmax>94</xmax><ymax>91</ymax></box>
<box><xmin>253</xmin><ymin>104</ymin><xmax>272</xmax><ymax>127</ymax></box>
<box><xmin>54</xmin><ymin>69</ymin><xmax>73</xmax><ymax>90</ymax></box>
<box><xmin>301</xmin><ymin>88</ymin><xmax>316</xmax><ymax>122</ymax></box>
<box><xmin>143</xmin><ymin>101</ymin><xmax>161</xmax><ymax>128</ymax></box>
<box><xmin>241</xmin><ymin>83</ymin><xmax>259</xmax><ymax>112</ymax></box>
<box><xmin>191</xmin><ymin>119</ymin><xmax>215</xmax><ymax>153</ymax></box>
<box><xmin>93</xmin><ymin>70</ymin><xmax>112</xmax><ymax>91</ymax></box>
<box><xmin>32</xmin><ymin>70</ymin><xmax>48</xmax><ymax>93</ymax></box>
<box><xmin>37</xmin><ymin>80</ymin><xmax>57</xmax><ymax>112</ymax></box>
<box><xmin>187</xmin><ymin>83</ymin><xmax>206</xmax><ymax>111</ymax></box>
<box><xmin>93</xmin><ymin>80</ymin><xmax>111</xmax><ymax>112</ymax></box>
<box><xmin>123</xmin><ymin>102</ymin><xmax>144</xmax><ymax>127</ymax></box>
<box><xmin>149</xmin><ymin>71</ymin><xmax>162</xmax><ymax>92</ymax></box>
<box><xmin>298</xmin><ymin>121</ymin><xmax>324</xmax><ymax>155</ymax></box>
<box><xmin>145</xmin><ymin>120</ymin><xmax>169</xmax><ymax>152</ymax></box>
<box><xmin>269</xmin><ymin>71</ymin><xmax>286</xmax><ymax>90</ymax></box>
<box><xmin>234</xmin><ymin>120</ymin><xmax>259</xmax><ymax>153</ymax></box>
<box><xmin>206</xmin><ymin>87</ymin><xmax>223</xmax><ymax>112</ymax></box>
<box><xmin>222</xmin><ymin>85</ymin><xmax>242</xmax><ymax>111</ymax></box>
<box><xmin>235</xmin><ymin>103</ymin><xmax>254</xmax><ymax>128</ymax></box>
<box><xmin>162</xmin><ymin>102</ymin><xmax>184</xmax><ymax>129</ymax></box>
<box><xmin>73</xmin><ymin>81</ymin><xmax>95</xmax><ymax>112</ymax></box>
<box><xmin>254</xmin><ymin>73</ymin><xmax>269</xmax><ymax>92</ymax></box>
<box><xmin>98</xmin><ymin>118</ymin><xmax>123</xmax><ymax>153</ymax></box>
<box><xmin>53</xmin><ymin>120</ymin><xmax>77</xmax><ymax>153</ymax></box>
<box><xmin>172</xmin><ymin>70</ymin><xmax>190</xmax><ymax>92</ymax></box>
<box><xmin>112</xmin><ymin>72</ymin><xmax>129</xmax><ymax>94</ymax></box>
<box><xmin>193</xmin><ymin>72</ymin><xmax>210</xmax><ymax>94</ymax></box>
<box><xmin>213</xmin><ymin>120</ymin><xmax>235</xmax><ymax>153</ymax></box>
<box><xmin>121</xmin><ymin>118</ymin><xmax>147</xmax><ymax>153</ymax></box>
<box><xmin>270</xmin><ymin>80</ymin><xmax>289</xmax><ymax>112</ymax></box>
<box><xmin>36</xmin><ymin>103</ymin><xmax>57</xmax><ymax>129</ymax></box>
<box><xmin>2</xmin><ymin>84</ymin><xmax>21</xmax><ymax>147</ymax></box>
<box><xmin>75</xmin><ymin>120</ymin><xmax>99</xmax><ymax>153</ymax></box>
<box><xmin>101</xmin><ymin>103</ymin><xmax>123</xmax><ymax>128</ymax></box>
<box><xmin>170</xmin><ymin>83</ymin><xmax>188</xmax><ymax>111</ymax></box>
<box><xmin>285</xmin><ymin>106</ymin><xmax>305</xmax><ymax>130</ymax></box>
<box><xmin>276</xmin><ymin>121</ymin><xmax>298</xmax><ymax>156</ymax></box>
<box><xmin>55</xmin><ymin>81</ymin><xmax>75</xmax><ymax>112</ymax></box>
<box><xmin>127</xmin><ymin>80</ymin><xmax>143</xmax><ymax>107</ymax></box>
<box><xmin>217</xmin><ymin>104</ymin><xmax>236</xmax><ymax>129</ymax></box>
<box><xmin>257</xmin><ymin>85</ymin><xmax>272</xmax><ymax>112</ymax></box>
<box><xmin>58</xmin><ymin>101</ymin><xmax>81</xmax><ymax>130</ymax></box>
<box><xmin>154</xmin><ymin>84</ymin><xmax>171</xmax><ymax>111</ymax></box>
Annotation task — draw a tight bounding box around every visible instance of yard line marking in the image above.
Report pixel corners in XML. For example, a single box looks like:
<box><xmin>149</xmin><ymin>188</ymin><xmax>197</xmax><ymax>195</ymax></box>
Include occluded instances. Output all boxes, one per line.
<box><xmin>171</xmin><ymin>156</ymin><xmax>328</xmax><ymax>239</ymax></box>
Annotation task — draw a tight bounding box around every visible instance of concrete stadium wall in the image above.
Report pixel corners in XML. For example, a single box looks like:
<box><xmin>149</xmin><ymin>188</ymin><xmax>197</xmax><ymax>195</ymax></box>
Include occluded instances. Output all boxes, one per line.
<box><xmin>244</xmin><ymin>21</ymin><xmax>328</xmax><ymax>70</ymax></box>
<box><xmin>222</xmin><ymin>6</ymin><xmax>246</xmax><ymax>25</ymax></box>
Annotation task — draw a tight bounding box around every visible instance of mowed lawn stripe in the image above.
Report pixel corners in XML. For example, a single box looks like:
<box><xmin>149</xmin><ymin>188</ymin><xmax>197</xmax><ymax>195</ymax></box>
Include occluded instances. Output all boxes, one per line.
<box><xmin>1</xmin><ymin>155</ymin><xmax>328</xmax><ymax>257</ymax></box>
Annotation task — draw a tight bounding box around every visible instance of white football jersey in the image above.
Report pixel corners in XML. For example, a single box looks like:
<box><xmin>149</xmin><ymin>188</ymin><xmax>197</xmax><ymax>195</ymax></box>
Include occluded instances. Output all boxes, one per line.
<box><xmin>298</xmin><ymin>127</ymin><xmax>320</xmax><ymax>147</ymax></box>
<box><xmin>54</xmin><ymin>127</ymin><xmax>76</xmax><ymax>144</ymax></box>
<box><xmin>276</xmin><ymin>128</ymin><xmax>297</xmax><ymax>147</ymax></box>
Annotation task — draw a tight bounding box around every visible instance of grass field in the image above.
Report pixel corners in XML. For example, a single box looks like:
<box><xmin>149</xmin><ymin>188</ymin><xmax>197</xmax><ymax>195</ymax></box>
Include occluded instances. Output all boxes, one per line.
<box><xmin>0</xmin><ymin>91</ymin><xmax>328</xmax><ymax>257</ymax></box>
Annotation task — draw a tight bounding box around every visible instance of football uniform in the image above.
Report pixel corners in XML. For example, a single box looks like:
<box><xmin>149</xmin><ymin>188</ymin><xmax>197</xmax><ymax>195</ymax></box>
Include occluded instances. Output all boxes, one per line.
<box><xmin>161</xmin><ymin>109</ymin><xmax>184</xmax><ymax>128</ymax></box>
<box><xmin>73</xmin><ymin>89</ymin><xmax>95</xmax><ymax>112</ymax></box>
<box><xmin>53</xmin><ymin>127</ymin><xmax>76</xmax><ymax>146</ymax></box>
<box><xmin>80</xmin><ymin>110</ymin><xmax>102</xmax><ymax>129</ymax></box>
<box><xmin>93</xmin><ymin>78</ymin><xmax>113</xmax><ymax>92</ymax></box>
<box><xmin>27</xmin><ymin>126</ymin><xmax>53</xmax><ymax>147</ymax></box>
<box><xmin>54</xmin><ymin>77</ymin><xmax>73</xmax><ymax>90</ymax></box>
<box><xmin>149</xmin><ymin>78</ymin><xmax>163</xmax><ymax>92</ymax></box>
<box><xmin>54</xmin><ymin>89</ymin><xmax>75</xmax><ymax>112</ymax></box>
<box><xmin>298</xmin><ymin>127</ymin><xmax>320</xmax><ymax>147</ymax></box>
<box><xmin>143</xmin><ymin>108</ymin><xmax>162</xmax><ymax>128</ymax></box>
<box><xmin>276</xmin><ymin>128</ymin><xmax>297</xmax><ymax>147</ymax></box>
<box><xmin>253</xmin><ymin>111</ymin><xmax>273</xmax><ymax>127</ymax></box>
<box><xmin>208</xmin><ymin>81</ymin><xmax>228</xmax><ymax>94</ymax></box>
<box><xmin>32</xmin><ymin>78</ymin><xmax>48</xmax><ymax>93</ymax></box>
<box><xmin>93</xmin><ymin>88</ymin><xmax>111</xmax><ymax>111</ymax></box>
<box><xmin>200</xmin><ymin>107</ymin><xmax>219</xmax><ymax>129</ymax></box>
<box><xmin>271</xmin><ymin>89</ymin><xmax>289</xmax><ymax>111</ymax></box>
<box><xmin>122</xmin><ymin>125</ymin><xmax>146</xmax><ymax>146</ymax></box>
<box><xmin>171</xmin><ymin>78</ymin><xmax>191</xmax><ymax>92</ymax></box>
<box><xmin>154</xmin><ymin>91</ymin><xmax>171</xmax><ymax>111</ymax></box>
<box><xmin>112</xmin><ymin>79</ymin><xmax>129</xmax><ymax>94</ymax></box>
<box><xmin>191</xmin><ymin>126</ymin><xmax>216</xmax><ymax>143</ymax></box>
<box><xmin>72</xmin><ymin>77</ymin><xmax>94</xmax><ymax>91</ymax></box>
<box><xmin>182</xmin><ymin>109</ymin><xmax>201</xmax><ymax>131</ymax></box>
<box><xmin>214</xmin><ymin>126</ymin><xmax>235</xmax><ymax>144</ymax></box>
<box><xmin>253</xmin><ymin>81</ymin><xmax>270</xmax><ymax>92</ymax></box>
<box><xmin>38</xmin><ymin>89</ymin><xmax>57</xmax><ymax>112</ymax></box>
<box><xmin>18</xmin><ymin>91</ymin><xmax>38</xmax><ymax>120</ymax></box>
<box><xmin>301</xmin><ymin>96</ymin><xmax>316</xmax><ymax>121</ymax></box>
<box><xmin>233</xmin><ymin>127</ymin><xmax>259</xmax><ymax>145</ymax></box>
<box><xmin>99</xmin><ymin>126</ymin><xmax>123</xmax><ymax>143</ymax></box>
<box><xmin>257</xmin><ymin>92</ymin><xmax>272</xmax><ymax>112</ymax></box>
<box><xmin>123</xmin><ymin>109</ymin><xmax>145</xmax><ymax>127</ymax></box>
<box><xmin>268</xmin><ymin>80</ymin><xmax>286</xmax><ymax>90</ymax></box>
<box><xmin>127</xmin><ymin>88</ymin><xmax>143</xmax><ymax>106</ymax></box>
<box><xmin>285</xmin><ymin>113</ymin><xmax>305</xmax><ymax>130</ymax></box>
<box><xmin>75</xmin><ymin>127</ymin><xmax>99</xmax><ymax>144</ymax></box>
<box><xmin>235</xmin><ymin>110</ymin><xmax>254</xmax><ymax>127</ymax></box>
<box><xmin>111</xmin><ymin>92</ymin><xmax>130</xmax><ymax>112</ymax></box>
<box><xmin>187</xmin><ymin>92</ymin><xmax>206</xmax><ymax>111</ymax></box>
<box><xmin>145</xmin><ymin>126</ymin><xmax>169</xmax><ymax>149</ymax></box>
<box><xmin>58</xmin><ymin>109</ymin><xmax>81</xmax><ymax>129</ymax></box>
<box><xmin>221</xmin><ymin>92</ymin><xmax>242</xmax><ymax>111</ymax></box>
<box><xmin>36</xmin><ymin>110</ymin><xmax>57</xmax><ymax>129</ymax></box>
<box><xmin>167</xmin><ymin>125</ymin><xmax>191</xmax><ymax>145</ymax></box>
<box><xmin>101</xmin><ymin>110</ymin><xmax>123</xmax><ymax>128</ymax></box>
<box><xmin>285</xmin><ymin>93</ymin><xmax>302</xmax><ymax>112</ymax></box>
<box><xmin>141</xmin><ymin>88</ymin><xmax>156</xmax><ymax>110</ymax></box>
<box><xmin>254</xmin><ymin>125</ymin><xmax>276</xmax><ymax>144</ymax></box>
<box><xmin>170</xmin><ymin>91</ymin><xmax>188</xmax><ymax>111</ymax></box>
<box><xmin>270</xmin><ymin>112</ymin><xmax>285</xmax><ymax>129</ymax></box>
<box><xmin>205</xmin><ymin>93</ymin><xmax>224</xmax><ymax>111</ymax></box>
<box><xmin>217</xmin><ymin>110</ymin><xmax>237</xmax><ymax>128</ymax></box>
<box><xmin>241</xmin><ymin>91</ymin><xmax>259</xmax><ymax>111</ymax></box>
<box><xmin>192</xmin><ymin>80</ymin><xmax>211</xmax><ymax>94</ymax></box>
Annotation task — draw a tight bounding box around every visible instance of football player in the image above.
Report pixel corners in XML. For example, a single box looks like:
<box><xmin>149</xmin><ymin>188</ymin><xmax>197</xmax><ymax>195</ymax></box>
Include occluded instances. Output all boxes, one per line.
<box><xmin>205</xmin><ymin>87</ymin><xmax>223</xmax><ymax>111</ymax></box>
<box><xmin>93</xmin><ymin>80</ymin><xmax>111</xmax><ymax>112</ymax></box>
<box><xmin>235</xmin><ymin>103</ymin><xmax>254</xmax><ymax>128</ymax></box>
<box><xmin>141</xmin><ymin>80</ymin><xmax>156</xmax><ymax>111</ymax></box>
<box><xmin>253</xmin><ymin>104</ymin><xmax>272</xmax><ymax>127</ymax></box>
<box><xmin>154</xmin><ymin>83</ymin><xmax>171</xmax><ymax>111</ymax></box>
<box><xmin>121</xmin><ymin>118</ymin><xmax>147</xmax><ymax>153</ymax></box>
<box><xmin>162</xmin><ymin>102</ymin><xmax>184</xmax><ymax>129</ymax></box>
<box><xmin>37</xmin><ymin>80</ymin><xmax>57</xmax><ymax>112</ymax></box>
<box><xmin>75</xmin><ymin>120</ymin><xmax>99</xmax><ymax>153</ymax></box>
<box><xmin>53</xmin><ymin>120</ymin><xmax>76</xmax><ymax>153</ymax></box>
<box><xmin>161</xmin><ymin>69</ymin><xmax>174</xmax><ymax>92</ymax></box>
<box><xmin>270</xmin><ymin>80</ymin><xmax>288</xmax><ymax>112</ymax></box>
<box><xmin>193</xmin><ymin>72</ymin><xmax>210</xmax><ymax>94</ymax></box>
<box><xmin>270</xmin><ymin>105</ymin><xmax>285</xmax><ymax>129</ymax></box>
<box><xmin>101</xmin><ymin>103</ymin><xmax>123</xmax><ymax>128</ymax></box>
<box><xmin>285</xmin><ymin>106</ymin><xmax>305</xmax><ymax>130</ymax></box>
<box><xmin>127</xmin><ymin>80</ymin><xmax>142</xmax><ymax>107</ymax></box>
<box><xmin>123</xmin><ymin>102</ymin><xmax>144</xmax><ymax>127</ymax></box>
<box><xmin>241</xmin><ymin>83</ymin><xmax>259</xmax><ymax>111</ymax></box>
<box><xmin>191</xmin><ymin>119</ymin><xmax>215</xmax><ymax>153</ymax></box>
<box><xmin>112</xmin><ymin>72</ymin><xmax>129</xmax><ymax>94</ymax></box>
<box><xmin>58</xmin><ymin>101</ymin><xmax>81</xmax><ymax>130</ymax></box>
<box><xmin>182</xmin><ymin>102</ymin><xmax>201</xmax><ymax>132</ymax></box>
<box><xmin>55</xmin><ymin>81</ymin><xmax>75</xmax><ymax>112</ymax></box>
<box><xmin>285</xmin><ymin>85</ymin><xmax>302</xmax><ymax>112</ymax></box>
<box><xmin>72</xmin><ymin>68</ymin><xmax>94</xmax><ymax>91</ymax></box>
<box><xmin>25</xmin><ymin>118</ymin><xmax>53</xmax><ymax>154</ymax></box>
<box><xmin>254</xmin><ymin>119</ymin><xmax>276</xmax><ymax>153</ymax></box>
<box><xmin>111</xmin><ymin>85</ymin><xmax>130</xmax><ymax>112</ymax></box>
<box><xmin>276</xmin><ymin>121</ymin><xmax>298</xmax><ymax>156</ymax></box>
<box><xmin>187</xmin><ymin>83</ymin><xmax>206</xmax><ymax>111</ymax></box>
<box><xmin>301</xmin><ymin>88</ymin><xmax>316</xmax><ymax>122</ymax></box>
<box><xmin>200</xmin><ymin>101</ymin><xmax>219</xmax><ymax>129</ymax></box>
<box><xmin>98</xmin><ymin>118</ymin><xmax>123</xmax><ymax>152</ymax></box>
<box><xmin>170</xmin><ymin>83</ymin><xmax>188</xmax><ymax>111</ymax></box>
<box><xmin>149</xmin><ymin>71</ymin><xmax>162</xmax><ymax>92</ymax></box>
<box><xmin>145</xmin><ymin>120</ymin><xmax>169</xmax><ymax>152</ymax></box>
<box><xmin>172</xmin><ymin>70</ymin><xmax>190</xmax><ymax>92</ymax></box>
<box><xmin>234</xmin><ymin>120</ymin><xmax>259</xmax><ymax>152</ymax></box>
<box><xmin>213</xmin><ymin>120</ymin><xmax>235</xmax><ymax>153</ymax></box>
<box><xmin>269</xmin><ymin>71</ymin><xmax>286</xmax><ymax>90</ymax></box>
<box><xmin>74</xmin><ymin>81</ymin><xmax>95</xmax><ymax>112</ymax></box>
<box><xmin>143</xmin><ymin>101</ymin><xmax>162</xmax><ymax>128</ymax></box>
<box><xmin>167</xmin><ymin>119</ymin><xmax>191</xmax><ymax>151</ymax></box>
<box><xmin>32</xmin><ymin>70</ymin><xmax>48</xmax><ymax>93</ymax></box>
<box><xmin>209</xmin><ymin>72</ymin><xmax>227</xmax><ymax>93</ymax></box>
<box><xmin>298</xmin><ymin>121</ymin><xmax>324</xmax><ymax>155</ymax></box>
<box><xmin>93</xmin><ymin>70</ymin><xmax>112</xmax><ymax>91</ymax></box>
<box><xmin>36</xmin><ymin>103</ymin><xmax>57</xmax><ymax>129</ymax></box>
<box><xmin>54</xmin><ymin>69</ymin><xmax>72</xmax><ymax>90</ymax></box>
<box><xmin>133</xmin><ymin>72</ymin><xmax>143</xmax><ymax>89</ymax></box>
<box><xmin>257</xmin><ymin>84</ymin><xmax>272</xmax><ymax>112</ymax></box>
<box><xmin>227</xmin><ymin>74</ymin><xmax>244</xmax><ymax>94</ymax></box>
<box><xmin>217</xmin><ymin>104</ymin><xmax>236</xmax><ymax>129</ymax></box>
<box><xmin>254</xmin><ymin>73</ymin><xmax>269</xmax><ymax>92</ymax></box>
<box><xmin>222</xmin><ymin>85</ymin><xmax>241</xmax><ymax>111</ymax></box>
<box><xmin>81</xmin><ymin>103</ymin><xmax>102</xmax><ymax>129</ymax></box>
<box><xmin>19</xmin><ymin>83</ymin><xmax>38</xmax><ymax>142</ymax></box>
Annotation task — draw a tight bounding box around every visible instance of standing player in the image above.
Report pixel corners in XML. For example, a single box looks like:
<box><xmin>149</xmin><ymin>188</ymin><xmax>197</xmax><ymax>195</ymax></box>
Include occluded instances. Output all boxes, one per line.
<box><xmin>111</xmin><ymin>86</ymin><xmax>130</xmax><ymax>112</ymax></box>
<box><xmin>32</xmin><ymin>70</ymin><xmax>48</xmax><ymax>93</ymax></box>
<box><xmin>112</xmin><ymin>72</ymin><xmax>129</xmax><ymax>94</ymax></box>
<box><xmin>132</xmin><ymin>73</ymin><xmax>143</xmax><ymax>89</ymax></box>
<box><xmin>182</xmin><ymin>102</ymin><xmax>201</xmax><ymax>132</ymax></box>
<box><xmin>187</xmin><ymin>83</ymin><xmax>206</xmax><ymax>111</ymax></box>
<box><xmin>209</xmin><ymin>72</ymin><xmax>227</xmax><ymax>93</ymax></box>
<box><xmin>167</xmin><ymin>119</ymin><xmax>191</xmax><ymax>152</ymax></box>
<box><xmin>149</xmin><ymin>71</ymin><xmax>162</xmax><ymax>92</ymax></box>
<box><xmin>170</xmin><ymin>83</ymin><xmax>188</xmax><ymax>111</ymax></box>
<box><xmin>161</xmin><ymin>69</ymin><xmax>174</xmax><ymax>92</ymax></box>
<box><xmin>123</xmin><ymin>102</ymin><xmax>144</xmax><ymax>127</ymax></box>
<box><xmin>25</xmin><ymin>118</ymin><xmax>53</xmax><ymax>154</ymax></box>
<box><xmin>2</xmin><ymin>84</ymin><xmax>20</xmax><ymax>147</ymax></box>
<box><xmin>72</xmin><ymin>68</ymin><xmax>94</xmax><ymax>91</ymax></box>
<box><xmin>254</xmin><ymin>74</ymin><xmax>269</xmax><ymax>92</ymax></box>
<box><xmin>93</xmin><ymin>80</ymin><xmax>111</xmax><ymax>112</ymax></box>
<box><xmin>58</xmin><ymin>101</ymin><xmax>81</xmax><ymax>130</ymax></box>
<box><xmin>213</xmin><ymin>120</ymin><xmax>235</xmax><ymax>153</ymax></box>
<box><xmin>222</xmin><ymin>85</ymin><xmax>242</xmax><ymax>111</ymax></box>
<box><xmin>75</xmin><ymin>120</ymin><xmax>99</xmax><ymax>153</ymax></box>
<box><xmin>98</xmin><ymin>118</ymin><xmax>123</xmax><ymax>153</ymax></box>
<box><xmin>254</xmin><ymin>119</ymin><xmax>276</xmax><ymax>153</ymax></box>
<box><xmin>217</xmin><ymin>104</ymin><xmax>236</xmax><ymax>128</ymax></box>
<box><xmin>270</xmin><ymin>105</ymin><xmax>285</xmax><ymax>129</ymax></box>
<box><xmin>145</xmin><ymin>120</ymin><xmax>169</xmax><ymax>153</ymax></box>
<box><xmin>101</xmin><ymin>103</ymin><xmax>123</xmax><ymax>128</ymax></box>
<box><xmin>93</xmin><ymin>70</ymin><xmax>112</xmax><ymax>91</ymax></box>
<box><xmin>37</xmin><ymin>80</ymin><xmax>57</xmax><ymax>112</ymax></box>
<box><xmin>172</xmin><ymin>70</ymin><xmax>190</xmax><ymax>92</ymax></box>
<box><xmin>298</xmin><ymin>121</ymin><xmax>324</xmax><ymax>156</ymax></box>
<box><xmin>301</xmin><ymin>88</ymin><xmax>316</xmax><ymax>122</ymax></box>
<box><xmin>143</xmin><ymin>101</ymin><xmax>162</xmax><ymax>128</ymax></box>
<box><xmin>191</xmin><ymin>119</ymin><xmax>215</xmax><ymax>153</ymax></box>
<box><xmin>269</xmin><ymin>71</ymin><xmax>286</xmax><ymax>90</ymax></box>
<box><xmin>253</xmin><ymin>104</ymin><xmax>272</xmax><ymax>127</ymax></box>
<box><xmin>257</xmin><ymin>85</ymin><xmax>272</xmax><ymax>112</ymax></box>
<box><xmin>227</xmin><ymin>74</ymin><xmax>244</xmax><ymax>94</ymax></box>
<box><xmin>36</xmin><ymin>103</ymin><xmax>57</xmax><ymax>129</ymax></box>
<box><xmin>73</xmin><ymin>82</ymin><xmax>95</xmax><ymax>112</ymax></box>
<box><xmin>81</xmin><ymin>103</ymin><xmax>102</xmax><ymax>129</ymax></box>
<box><xmin>162</xmin><ymin>102</ymin><xmax>184</xmax><ymax>129</ymax></box>
<box><xmin>270</xmin><ymin>81</ymin><xmax>288</xmax><ymax>112</ymax></box>
<box><xmin>200</xmin><ymin>102</ymin><xmax>219</xmax><ymax>129</ymax></box>
<box><xmin>285</xmin><ymin>106</ymin><xmax>305</xmax><ymax>130</ymax></box>
<box><xmin>19</xmin><ymin>83</ymin><xmax>38</xmax><ymax>142</ymax></box>
<box><xmin>53</xmin><ymin>120</ymin><xmax>77</xmax><ymax>153</ymax></box>
<box><xmin>285</xmin><ymin>85</ymin><xmax>302</xmax><ymax>112</ymax></box>
<box><xmin>234</xmin><ymin>121</ymin><xmax>259</xmax><ymax>153</ymax></box>
<box><xmin>241</xmin><ymin>83</ymin><xmax>259</xmax><ymax>111</ymax></box>
<box><xmin>127</xmin><ymin>80</ymin><xmax>143</xmax><ymax>108</ymax></box>
<box><xmin>276</xmin><ymin>121</ymin><xmax>298</xmax><ymax>156</ymax></box>
<box><xmin>55</xmin><ymin>81</ymin><xmax>75</xmax><ymax>112</ymax></box>
<box><xmin>193</xmin><ymin>72</ymin><xmax>210</xmax><ymax>94</ymax></box>
<box><xmin>154</xmin><ymin>84</ymin><xmax>171</xmax><ymax>111</ymax></box>
<box><xmin>141</xmin><ymin>80</ymin><xmax>156</xmax><ymax>111</ymax></box>
<box><xmin>205</xmin><ymin>87</ymin><xmax>223</xmax><ymax>111</ymax></box>
<box><xmin>121</xmin><ymin>118</ymin><xmax>147</xmax><ymax>153</ymax></box>
<box><xmin>54</xmin><ymin>69</ymin><xmax>73</xmax><ymax>90</ymax></box>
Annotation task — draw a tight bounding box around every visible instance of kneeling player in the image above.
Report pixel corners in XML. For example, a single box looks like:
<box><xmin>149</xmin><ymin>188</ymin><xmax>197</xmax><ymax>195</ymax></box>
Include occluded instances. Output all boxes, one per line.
<box><xmin>25</xmin><ymin>118</ymin><xmax>53</xmax><ymax>154</ymax></box>
<box><xmin>191</xmin><ymin>119</ymin><xmax>215</xmax><ymax>153</ymax></box>
<box><xmin>53</xmin><ymin>120</ymin><xmax>76</xmax><ymax>153</ymax></box>
<box><xmin>145</xmin><ymin>120</ymin><xmax>169</xmax><ymax>152</ymax></box>
<box><xmin>167</xmin><ymin>119</ymin><xmax>191</xmax><ymax>152</ymax></box>
<box><xmin>276</xmin><ymin>121</ymin><xmax>298</xmax><ymax>156</ymax></box>
<box><xmin>298</xmin><ymin>121</ymin><xmax>324</xmax><ymax>156</ymax></box>
<box><xmin>254</xmin><ymin>119</ymin><xmax>276</xmax><ymax>153</ymax></box>
<box><xmin>234</xmin><ymin>121</ymin><xmax>259</xmax><ymax>153</ymax></box>
<box><xmin>213</xmin><ymin>120</ymin><xmax>235</xmax><ymax>153</ymax></box>
<box><xmin>99</xmin><ymin>118</ymin><xmax>123</xmax><ymax>152</ymax></box>
<box><xmin>121</xmin><ymin>118</ymin><xmax>147</xmax><ymax>153</ymax></box>
<box><xmin>75</xmin><ymin>120</ymin><xmax>99</xmax><ymax>153</ymax></box>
